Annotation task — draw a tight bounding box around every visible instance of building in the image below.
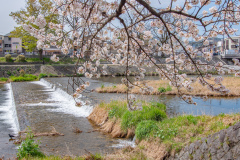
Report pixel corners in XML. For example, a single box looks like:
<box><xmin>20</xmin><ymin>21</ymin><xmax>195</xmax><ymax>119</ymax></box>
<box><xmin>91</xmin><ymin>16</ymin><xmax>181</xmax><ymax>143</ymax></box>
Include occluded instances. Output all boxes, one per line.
<box><xmin>223</xmin><ymin>36</ymin><xmax>240</xmax><ymax>52</ymax></box>
<box><xmin>190</xmin><ymin>37</ymin><xmax>222</xmax><ymax>54</ymax></box>
<box><xmin>0</xmin><ymin>35</ymin><xmax>3</xmax><ymax>54</ymax></box>
<box><xmin>42</xmin><ymin>46</ymin><xmax>62</xmax><ymax>56</ymax></box>
<box><xmin>1</xmin><ymin>33</ymin><xmax>22</xmax><ymax>54</ymax></box>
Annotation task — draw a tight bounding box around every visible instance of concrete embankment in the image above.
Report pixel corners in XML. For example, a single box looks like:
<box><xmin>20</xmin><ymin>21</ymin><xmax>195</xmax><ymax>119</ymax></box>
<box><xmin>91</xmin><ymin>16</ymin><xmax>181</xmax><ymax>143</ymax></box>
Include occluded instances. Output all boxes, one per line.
<box><xmin>169</xmin><ymin>122</ymin><xmax>240</xmax><ymax>160</ymax></box>
<box><xmin>0</xmin><ymin>56</ymin><xmax>230</xmax><ymax>77</ymax></box>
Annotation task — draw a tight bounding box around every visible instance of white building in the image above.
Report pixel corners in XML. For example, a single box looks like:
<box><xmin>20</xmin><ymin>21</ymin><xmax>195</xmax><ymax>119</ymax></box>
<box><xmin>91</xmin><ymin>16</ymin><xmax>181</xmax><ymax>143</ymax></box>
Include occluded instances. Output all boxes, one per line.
<box><xmin>223</xmin><ymin>36</ymin><xmax>240</xmax><ymax>52</ymax></box>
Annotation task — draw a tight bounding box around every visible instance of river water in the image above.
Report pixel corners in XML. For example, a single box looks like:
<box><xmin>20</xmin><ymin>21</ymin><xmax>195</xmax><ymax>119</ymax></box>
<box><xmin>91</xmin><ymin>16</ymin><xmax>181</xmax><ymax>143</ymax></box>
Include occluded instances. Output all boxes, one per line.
<box><xmin>1</xmin><ymin>76</ymin><xmax>240</xmax><ymax>158</ymax></box>
<box><xmin>45</xmin><ymin>76</ymin><xmax>240</xmax><ymax>116</ymax></box>
<box><xmin>0</xmin><ymin>84</ymin><xmax>19</xmax><ymax>158</ymax></box>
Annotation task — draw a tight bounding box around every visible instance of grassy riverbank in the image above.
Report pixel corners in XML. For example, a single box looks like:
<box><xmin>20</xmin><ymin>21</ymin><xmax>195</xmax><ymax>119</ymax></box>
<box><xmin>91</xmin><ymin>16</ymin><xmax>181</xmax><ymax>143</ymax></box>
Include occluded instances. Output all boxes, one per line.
<box><xmin>96</xmin><ymin>77</ymin><xmax>240</xmax><ymax>97</ymax></box>
<box><xmin>88</xmin><ymin>100</ymin><xmax>240</xmax><ymax>159</ymax></box>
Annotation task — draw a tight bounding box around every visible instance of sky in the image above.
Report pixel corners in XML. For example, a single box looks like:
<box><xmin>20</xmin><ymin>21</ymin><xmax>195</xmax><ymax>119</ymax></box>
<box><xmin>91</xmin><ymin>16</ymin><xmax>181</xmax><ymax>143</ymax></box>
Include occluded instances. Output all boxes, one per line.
<box><xmin>0</xmin><ymin>0</ymin><xmax>26</xmax><ymax>35</ymax></box>
<box><xmin>0</xmin><ymin>0</ymin><xmax>239</xmax><ymax>37</ymax></box>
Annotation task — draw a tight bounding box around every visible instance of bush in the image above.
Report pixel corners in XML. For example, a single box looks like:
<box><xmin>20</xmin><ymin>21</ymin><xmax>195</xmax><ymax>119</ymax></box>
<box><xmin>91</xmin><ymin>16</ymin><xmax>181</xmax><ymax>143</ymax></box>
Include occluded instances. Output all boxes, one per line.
<box><xmin>10</xmin><ymin>74</ymin><xmax>38</xmax><ymax>82</ymax></box>
<box><xmin>16</xmin><ymin>55</ymin><xmax>26</xmax><ymax>62</ymax></box>
<box><xmin>121</xmin><ymin>103</ymin><xmax>167</xmax><ymax>130</ymax></box>
<box><xmin>135</xmin><ymin>120</ymin><xmax>158</xmax><ymax>140</ymax></box>
<box><xmin>17</xmin><ymin>128</ymin><xmax>45</xmax><ymax>159</ymax></box>
<box><xmin>158</xmin><ymin>85</ymin><xmax>172</xmax><ymax>93</ymax></box>
<box><xmin>38</xmin><ymin>73</ymin><xmax>48</xmax><ymax>79</ymax></box>
<box><xmin>158</xmin><ymin>87</ymin><xmax>166</xmax><ymax>93</ymax></box>
<box><xmin>19</xmin><ymin>69</ymin><xmax>25</xmax><ymax>77</ymax></box>
<box><xmin>0</xmin><ymin>77</ymin><xmax>8</xmax><ymax>81</ymax></box>
<box><xmin>5</xmin><ymin>54</ymin><xmax>13</xmax><ymax>62</ymax></box>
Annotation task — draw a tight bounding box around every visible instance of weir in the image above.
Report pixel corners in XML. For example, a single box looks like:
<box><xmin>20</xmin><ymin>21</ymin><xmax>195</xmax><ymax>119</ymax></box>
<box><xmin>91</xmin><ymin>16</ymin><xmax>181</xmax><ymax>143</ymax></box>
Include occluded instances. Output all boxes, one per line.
<box><xmin>10</xmin><ymin>79</ymin><xmax>129</xmax><ymax>156</ymax></box>
<box><xmin>0</xmin><ymin>83</ymin><xmax>20</xmax><ymax>158</ymax></box>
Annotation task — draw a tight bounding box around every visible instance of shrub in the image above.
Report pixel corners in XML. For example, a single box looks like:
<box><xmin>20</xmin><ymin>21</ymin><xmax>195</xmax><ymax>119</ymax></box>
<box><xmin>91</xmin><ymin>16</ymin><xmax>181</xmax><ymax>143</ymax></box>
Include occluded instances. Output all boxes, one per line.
<box><xmin>48</xmin><ymin>73</ymin><xmax>58</xmax><ymax>77</ymax></box>
<box><xmin>158</xmin><ymin>87</ymin><xmax>166</xmax><ymax>93</ymax></box>
<box><xmin>38</xmin><ymin>73</ymin><xmax>48</xmax><ymax>79</ymax></box>
<box><xmin>135</xmin><ymin>120</ymin><xmax>158</xmax><ymax>140</ymax></box>
<box><xmin>158</xmin><ymin>85</ymin><xmax>172</xmax><ymax>93</ymax></box>
<box><xmin>0</xmin><ymin>77</ymin><xmax>8</xmax><ymax>81</ymax></box>
<box><xmin>10</xmin><ymin>74</ymin><xmax>37</xmax><ymax>82</ymax></box>
<box><xmin>7</xmin><ymin>71</ymin><xmax>12</xmax><ymax>76</ymax></box>
<box><xmin>19</xmin><ymin>69</ymin><xmax>25</xmax><ymax>77</ymax></box>
<box><xmin>17</xmin><ymin>128</ymin><xmax>45</xmax><ymax>159</ymax></box>
<box><xmin>166</xmin><ymin>85</ymin><xmax>172</xmax><ymax>91</ymax></box>
<box><xmin>16</xmin><ymin>55</ymin><xmax>26</xmax><ymax>62</ymax></box>
<box><xmin>5</xmin><ymin>54</ymin><xmax>13</xmax><ymax>62</ymax></box>
<box><xmin>101</xmin><ymin>83</ymin><xmax>105</xmax><ymax>89</ymax></box>
<box><xmin>104</xmin><ymin>101</ymin><xmax>128</xmax><ymax>119</ymax></box>
<box><xmin>121</xmin><ymin>103</ymin><xmax>167</xmax><ymax>130</ymax></box>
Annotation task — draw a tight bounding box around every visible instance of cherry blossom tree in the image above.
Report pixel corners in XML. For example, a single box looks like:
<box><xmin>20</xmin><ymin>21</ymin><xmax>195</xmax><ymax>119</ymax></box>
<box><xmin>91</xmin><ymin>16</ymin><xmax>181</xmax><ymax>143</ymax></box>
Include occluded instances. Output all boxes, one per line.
<box><xmin>23</xmin><ymin>0</ymin><xmax>240</xmax><ymax>110</ymax></box>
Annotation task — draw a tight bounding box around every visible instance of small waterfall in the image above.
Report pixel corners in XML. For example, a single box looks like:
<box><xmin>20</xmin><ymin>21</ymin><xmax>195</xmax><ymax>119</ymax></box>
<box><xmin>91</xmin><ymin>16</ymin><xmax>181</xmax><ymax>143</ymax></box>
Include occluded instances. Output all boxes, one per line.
<box><xmin>111</xmin><ymin>136</ymin><xmax>136</xmax><ymax>148</ymax></box>
<box><xmin>29</xmin><ymin>79</ymin><xmax>93</xmax><ymax>117</ymax></box>
<box><xmin>1</xmin><ymin>83</ymin><xmax>20</xmax><ymax>134</ymax></box>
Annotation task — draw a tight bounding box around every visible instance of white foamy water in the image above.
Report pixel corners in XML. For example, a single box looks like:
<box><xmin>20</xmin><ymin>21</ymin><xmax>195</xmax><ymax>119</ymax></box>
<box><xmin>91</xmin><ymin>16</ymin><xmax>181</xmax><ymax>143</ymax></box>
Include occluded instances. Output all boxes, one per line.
<box><xmin>111</xmin><ymin>137</ymin><xmax>136</xmax><ymax>148</ymax></box>
<box><xmin>29</xmin><ymin>79</ymin><xmax>93</xmax><ymax>117</ymax></box>
<box><xmin>0</xmin><ymin>83</ymin><xmax>20</xmax><ymax>134</ymax></box>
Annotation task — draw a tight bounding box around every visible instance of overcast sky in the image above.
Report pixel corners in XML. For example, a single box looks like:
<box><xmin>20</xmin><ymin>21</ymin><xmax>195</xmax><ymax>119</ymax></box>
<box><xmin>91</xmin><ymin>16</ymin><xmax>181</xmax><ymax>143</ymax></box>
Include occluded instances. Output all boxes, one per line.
<box><xmin>0</xmin><ymin>0</ymin><xmax>26</xmax><ymax>35</ymax></box>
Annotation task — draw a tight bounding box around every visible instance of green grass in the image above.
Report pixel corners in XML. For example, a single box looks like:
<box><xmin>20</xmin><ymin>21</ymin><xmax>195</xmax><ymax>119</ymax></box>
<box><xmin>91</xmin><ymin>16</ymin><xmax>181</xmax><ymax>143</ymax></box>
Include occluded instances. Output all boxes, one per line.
<box><xmin>135</xmin><ymin>120</ymin><xmax>158</xmax><ymax>140</ymax></box>
<box><xmin>17</xmin><ymin>128</ymin><xmax>45</xmax><ymax>159</ymax></box>
<box><xmin>158</xmin><ymin>85</ymin><xmax>172</xmax><ymax>93</ymax></box>
<box><xmin>100</xmin><ymin>100</ymin><xmax>167</xmax><ymax>139</ymax></box>
<box><xmin>0</xmin><ymin>57</ymin><xmax>6</xmax><ymax>62</ymax></box>
<box><xmin>38</xmin><ymin>73</ymin><xmax>48</xmax><ymax>79</ymax></box>
<box><xmin>10</xmin><ymin>74</ymin><xmax>38</xmax><ymax>82</ymax></box>
<box><xmin>0</xmin><ymin>77</ymin><xmax>8</xmax><ymax>82</ymax></box>
<box><xmin>18</xmin><ymin>154</ymin><xmax>103</xmax><ymax>160</ymax></box>
<box><xmin>99</xmin><ymin>100</ymin><xmax>240</xmax><ymax>154</ymax></box>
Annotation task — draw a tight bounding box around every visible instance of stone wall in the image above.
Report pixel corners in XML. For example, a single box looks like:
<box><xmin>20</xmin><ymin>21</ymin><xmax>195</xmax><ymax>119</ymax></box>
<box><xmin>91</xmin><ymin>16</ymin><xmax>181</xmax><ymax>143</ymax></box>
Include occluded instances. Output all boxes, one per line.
<box><xmin>0</xmin><ymin>65</ymin><xmax>41</xmax><ymax>77</ymax></box>
<box><xmin>169</xmin><ymin>122</ymin><xmax>240</xmax><ymax>160</ymax></box>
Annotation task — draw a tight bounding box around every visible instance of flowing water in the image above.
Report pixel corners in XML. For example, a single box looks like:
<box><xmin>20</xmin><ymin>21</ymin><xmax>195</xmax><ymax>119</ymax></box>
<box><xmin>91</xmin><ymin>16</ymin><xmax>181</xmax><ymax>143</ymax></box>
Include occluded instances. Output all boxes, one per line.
<box><xmin>45</xmin><ymin>77</ymin><xmax>240</xmax><ymax>116</ymax></box>
<box><xmin>1</xmin><ymin>76</ymin><xmax>240</xmax><ymax>157</ymax></box>
<box><xmin>10</xmin><ymin>79</ymin><xmax>134</xmax><ymax>157</ymax></box>
<box><xmin>0</xmin><ymin>84</ymin><xmax>19</xmax><ymax>158</ymax></box>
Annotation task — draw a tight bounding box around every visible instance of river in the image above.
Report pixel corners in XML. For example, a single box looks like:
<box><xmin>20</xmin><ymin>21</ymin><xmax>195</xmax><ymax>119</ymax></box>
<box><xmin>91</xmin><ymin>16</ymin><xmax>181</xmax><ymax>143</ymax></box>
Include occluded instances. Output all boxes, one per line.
<box><xmin>1</xmin><ymin>76</ymin><xmax>240</xmax><ymax>158</ymax></box>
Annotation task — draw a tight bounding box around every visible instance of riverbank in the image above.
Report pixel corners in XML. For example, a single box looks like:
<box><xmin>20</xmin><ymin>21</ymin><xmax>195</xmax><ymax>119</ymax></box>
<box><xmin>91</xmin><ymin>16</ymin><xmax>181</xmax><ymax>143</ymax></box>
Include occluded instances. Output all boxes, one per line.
<box><xmin>88</xmin><ymin>100</ymin><xmax>240</xmax><ymax>160</ymax></box>
<box><xmin>96</xmin><ymin>77</ymin><xmax>240</xmax><ymax>97</ymax></box>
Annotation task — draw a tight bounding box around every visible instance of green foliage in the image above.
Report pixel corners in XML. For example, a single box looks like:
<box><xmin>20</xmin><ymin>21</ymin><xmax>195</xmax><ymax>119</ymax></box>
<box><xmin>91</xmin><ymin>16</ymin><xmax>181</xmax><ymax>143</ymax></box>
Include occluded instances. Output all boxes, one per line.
<box><xmin>101</xmin><ymin>83</ymin><xmax>105</xmax><ymax>89</ymax></box>
<box><xmin>38</xmin><ymin>73</ymin><xmax>48</xmax><ymax>79</ymax></box>
<box><xmin>166</xmin><ymin>85</ymin><xmax>172</xmax><ymax>91</ymax></box>
<box><xmin>135</xmin><ymin>120</ymin><xmax>158</xmax><ymax>140</ymax></box>
<box><xmin>158</xmin><ymin>87</ymin><xmax>166</xmax><ymax>93</ymax></box>
<box><xmin>16</xmin><ymin>55</ymin><xmax>26</xmax><ymax>62</ymax></box>
<box><xmin>17</xmin><ymin>128</ymin><xmax>45</xmax><ymax>159</ymax></box>
<box><xmin>0</xmin><ymin>77</ymin><xmax>8</xmax><ymax>81</ymax></box>
<box><xmin>87</xmin><ymin>153</ymin><xmax>103</xmax><ymax>160</ymax></box>
<box><xmin>5</xmin><ymin>54</ymin><xmax>13</xmax><ymax>62</ymax></box>
<box><xmin>102</xmin><ymin>101</ymin><xmax>128</xmax><ymax>119</ymax></box>
<box><xmin>104</xmin><ymin>101</ymin><xmax>166</xmax><ymax>131</ymax></box>
<box><xmin>121</xmin><ymin>104</ymin><xmax>167</xmax><ymax>130</ymax></box>
<box><xmin>10</xmin><ymin>74</ymin><xmax>38</xmax><ymax>82</ymax></box>
<box><xmin>48</xmin><ymin>73</ymin><xmax>58</xmax><ymax>77</ymax></box>
<box><xmin>19</xmin><ymin>69</ymin><xmax>25</xmax><ymax>77</ymax></box>
<box><xmin>155</xmin><ymin>127</ymin><xmax>178</xmax><ymax>140</ymax></box>
<box><xmin>154</xmin><ymin>115</ymin><xmax>200</xmax><ymax>141</ymax></box>
<box><xmin>7</xmin><ymin>71</ymin><xmax>12</xmax><ymax>76</ymax></box>
<box><xmin>158</xmin><ymin>85</ymin><xmax>172</xmax><ymax>93</ymax></box>
<box><xmin>10</xmin><ymin>0</ymin><xmax>60</xmax><ymax>60</ymax></box>
<box><xmin>0</xmin><ymin>57</ymin><xmax>6</xmax><ymax>62</ymax></box>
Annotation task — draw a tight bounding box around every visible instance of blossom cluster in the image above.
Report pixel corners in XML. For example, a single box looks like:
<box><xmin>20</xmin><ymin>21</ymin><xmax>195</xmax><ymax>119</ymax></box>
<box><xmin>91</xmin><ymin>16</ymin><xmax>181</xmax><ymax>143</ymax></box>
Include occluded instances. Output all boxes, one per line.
<box><xmin>22</xmin><ymin>0</ymin><xmax>240</xmax><ymax>109</ymax></box>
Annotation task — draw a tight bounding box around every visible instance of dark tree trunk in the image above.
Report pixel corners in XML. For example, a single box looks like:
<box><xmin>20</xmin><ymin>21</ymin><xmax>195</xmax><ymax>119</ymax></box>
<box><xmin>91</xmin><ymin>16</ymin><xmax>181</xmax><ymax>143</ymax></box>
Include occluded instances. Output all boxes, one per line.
<box><xmin>38</xmin><ymin>49</ymin><xmax>43</xmax><ymax>60</ymax></box>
